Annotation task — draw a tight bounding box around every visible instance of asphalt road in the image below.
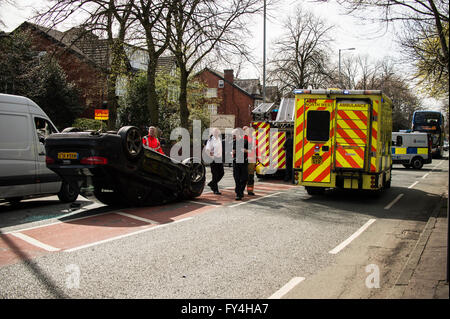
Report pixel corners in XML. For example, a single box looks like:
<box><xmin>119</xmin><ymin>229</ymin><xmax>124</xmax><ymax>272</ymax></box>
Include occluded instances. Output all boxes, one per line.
<box><xmin>0</xmin><ymin>157</ymin><xmax>448</xmax><ymax>299</ymax></box>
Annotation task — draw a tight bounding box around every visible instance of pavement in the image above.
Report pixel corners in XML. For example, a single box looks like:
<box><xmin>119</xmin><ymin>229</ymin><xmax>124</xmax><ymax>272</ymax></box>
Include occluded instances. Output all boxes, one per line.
<box><xmin>389</xmin><ymin>194</ymin><xmax>449</xmax><ymax>299</ymax></box>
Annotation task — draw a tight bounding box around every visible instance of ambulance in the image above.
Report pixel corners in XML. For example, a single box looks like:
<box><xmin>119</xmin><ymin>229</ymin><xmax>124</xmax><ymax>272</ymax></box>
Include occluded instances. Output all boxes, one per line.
<box><xmin>292</xmin><ymin>89</ymin><xmax>393</xmax><ymax>195</ymax></box>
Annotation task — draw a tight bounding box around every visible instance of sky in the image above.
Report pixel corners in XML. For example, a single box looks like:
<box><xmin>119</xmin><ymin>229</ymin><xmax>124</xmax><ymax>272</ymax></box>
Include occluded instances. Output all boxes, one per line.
<box><xmin>0</xmin><ymin>0</ymin><xmax>443</xmax><ymax>110</ymax></box>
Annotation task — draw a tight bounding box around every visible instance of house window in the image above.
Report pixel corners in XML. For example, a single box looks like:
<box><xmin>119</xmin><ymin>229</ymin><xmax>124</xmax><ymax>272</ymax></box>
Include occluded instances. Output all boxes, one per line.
<box><xmin>208</xmin><ymin>104</ymin><xmax>218</xmax><ymax>115</ymax></box>
<box><xmin>205</xmin><ymin>88</ymin><xmax>218</xmax><ymax>98</ymax></box>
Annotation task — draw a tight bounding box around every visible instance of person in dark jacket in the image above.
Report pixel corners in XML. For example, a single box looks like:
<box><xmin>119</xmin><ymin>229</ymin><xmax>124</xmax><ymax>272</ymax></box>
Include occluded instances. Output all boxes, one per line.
<box><xmin>232</xmin><ymin>128</ymin><xmax>249</xmax><ymax>200</ymax></box>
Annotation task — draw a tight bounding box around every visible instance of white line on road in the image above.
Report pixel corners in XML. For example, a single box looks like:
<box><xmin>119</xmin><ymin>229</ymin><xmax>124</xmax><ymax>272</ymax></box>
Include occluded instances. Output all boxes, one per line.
<box><xmin>268</xmin><ymin>277</ymin><xmax>305</xmax><ymax>299</ymax></box>
<box><xmin>408</xmin><ymin>181</ymin><xmax>419</xmax><ymax>189</ymax></box>
<box><xmin>329</xmin><ymin>219</ymin><xmax>376</xmax><ymax>254</ymax></box>
<box><xmin>228</xmin><ymin>192</ymin><xmax>282</xmax><ymax>208</ymax></box>
<box><xmin>115</xmin><ymin>212</ymin><xmax>159</xmax><ymax>224</ymax></box>
<box><xmin>10</xmin><ymin>232</ymin><xmax>60</xmax><ymax>252</ymax></box>
<box><xmin>187</xmin><ymin>200</ymin><xmax>220</xmax><ymax>207</ymax></box>
<box><xmin>64</xmin><ymin>217</ymin><xmax>193</xmax><ymax>253</ymax></box>
<box><xmin>421</xmin><ymin>172</ymin><xmax>430</xmax><ymax>179</ymax></box>
<box><xmin>384</xmin><ymin>194</ymin><xmax>404</xmax><ymax>210</ymax></box>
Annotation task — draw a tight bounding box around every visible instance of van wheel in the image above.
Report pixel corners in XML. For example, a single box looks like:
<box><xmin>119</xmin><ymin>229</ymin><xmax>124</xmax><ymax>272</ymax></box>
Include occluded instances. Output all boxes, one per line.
<box><xmin>411</xmin><ymin>157</ymin><xmax>424</xmax><ymax>169</ymax></box>
<box><xmin>58</xmin><ymin>182</ymin><xmax>79</xmax><ymax>202</ymax></box>
<box><xmin>118</xmin><ymin>126</ymin><xmax>142</xmax><ymax>160</ymax></box>
<box><xmin>305</xmin><ymin>186</ymin><xmax>325</xmax><ymax>195</ymax></box>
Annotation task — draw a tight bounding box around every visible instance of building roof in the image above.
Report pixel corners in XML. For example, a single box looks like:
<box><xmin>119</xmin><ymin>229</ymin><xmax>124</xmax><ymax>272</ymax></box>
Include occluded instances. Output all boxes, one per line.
<box><xmin>15</xmin><ymin>22</ymin><xmax>175</xmax><ymax>74</ymax></box>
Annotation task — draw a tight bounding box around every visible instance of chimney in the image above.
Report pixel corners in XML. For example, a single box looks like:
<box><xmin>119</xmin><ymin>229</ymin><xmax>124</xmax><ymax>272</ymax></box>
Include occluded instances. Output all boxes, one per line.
<box><xmin>224</xmin><ymin>69</ymin><xmax>234</xmax><ymax>84</ymax></box>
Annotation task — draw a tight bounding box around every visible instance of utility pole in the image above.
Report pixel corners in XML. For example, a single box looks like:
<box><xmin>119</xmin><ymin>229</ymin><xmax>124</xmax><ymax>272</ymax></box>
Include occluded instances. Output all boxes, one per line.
<box><xmin>263</xmin><ymin>0</ymin><xmax>266</xmax><ymax>103</ymax></box>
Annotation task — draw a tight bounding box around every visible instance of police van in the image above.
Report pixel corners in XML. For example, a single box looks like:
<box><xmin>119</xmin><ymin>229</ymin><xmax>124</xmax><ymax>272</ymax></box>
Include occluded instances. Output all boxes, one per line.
<box><xmin>391</xmin><ymin>132</ymin><xmax>432</xmax><ymax>169</ymax></box>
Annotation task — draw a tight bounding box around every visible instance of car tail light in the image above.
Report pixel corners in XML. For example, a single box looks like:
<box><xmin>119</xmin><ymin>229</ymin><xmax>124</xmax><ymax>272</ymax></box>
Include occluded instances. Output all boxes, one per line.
<box><xmin>80</xmin><ymin>156</ymin><xmax>108</xmax><ymax>165</ymax></box>
<box><xmin>45</xmin><ymin>156</ymin><xmax>55</xmax><ymax>164</ymax></box>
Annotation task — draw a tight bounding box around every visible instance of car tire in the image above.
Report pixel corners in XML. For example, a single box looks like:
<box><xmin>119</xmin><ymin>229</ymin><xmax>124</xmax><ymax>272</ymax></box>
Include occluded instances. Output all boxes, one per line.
<box><xmin>411</xmin><ymin>157</ymin><xmax>424</xmax><ymax>170</ymax></box>
<box><xmin>181</xmin><ymin>158</ymin><xmax>206</xmax><ymax>199</ymax></box>
<box><xmin>57</xmin><ymin>182</ymin><xmax>79</xmax><ymax>202</ymax></box>
<box><xmin>118</xmin><ymin>126</ymin><xmax>143</xmax><ymax>160</ymax></box>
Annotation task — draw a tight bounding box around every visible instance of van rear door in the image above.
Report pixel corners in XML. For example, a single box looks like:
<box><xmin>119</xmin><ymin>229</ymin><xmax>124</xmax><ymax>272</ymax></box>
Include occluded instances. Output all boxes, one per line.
<box><xmin>301</xmin><ymin>99</ymin><xmax>334</xmax><ymax>183</ymax></box>
<box><xmin>335</xmin><ymin>100</ymin><xmax>370</xmax><ymax>170</ymax></box>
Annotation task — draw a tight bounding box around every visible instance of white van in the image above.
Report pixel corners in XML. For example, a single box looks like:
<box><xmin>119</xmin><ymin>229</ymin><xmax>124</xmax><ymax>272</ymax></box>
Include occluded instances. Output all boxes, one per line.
<box><xmin>391</xmin><ymin>132</ymin><xmax>432</xmax><ymax>169</ymax></box>
<box><xmin>0</xmin><ymin>93</ymin><xmax>79</xmax><ymax>204</ymax></box>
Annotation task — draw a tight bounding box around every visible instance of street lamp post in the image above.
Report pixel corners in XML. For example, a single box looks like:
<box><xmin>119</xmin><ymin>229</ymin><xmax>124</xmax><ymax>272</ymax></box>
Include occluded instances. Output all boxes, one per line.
<box><xmin>338</xmin><ymin>47</ymin><xmax>355</xmax><ymax>88</ymax></box>
<box><xmin>263</xmin><ymin>0</ymin><xmax>266</xmax><ymax>103</ymax></box>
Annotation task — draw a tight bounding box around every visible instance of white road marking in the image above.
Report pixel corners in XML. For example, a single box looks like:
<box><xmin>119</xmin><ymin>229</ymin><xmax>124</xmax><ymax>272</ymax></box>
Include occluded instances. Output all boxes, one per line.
<box><xmin>384</xmin><ymin>194</ymin><xmax>404</xmax><ymax>210</ymax></box>
<box><xmin>228</xmin><ymin>192</ymin><xmax>282</xmax><ymax>208</ymax></box>
<box><xmin>64</xmin><ymin>217</ymin><xmax>193</xmax><ymax>253</ymax></box>
<box><xmin>115</xmin><ymin>212</ymin><xmax>159</xmax><ymax>224</ymax></box>
<box><xmin>187</xmin><ymin>200</ymin><xmax>220</xmax><ymax>207</ymax></box>
<box><xmin>268</xmin><ymin>277</ymin><xmax>305</xmax><ymax>299</ymax></box>
<box><xmin>0</xmin><ymin>204</ymin><xmax>107</xmax><ymax>235</ymax></box>
<box><xmin>329</xmin><ymin>219</ymin><xmax>376</xmax><ymax>255</ymax></box>
<box><xmin>10</xmin><ymin>232</ymin><xmax>60</xmax><ymax>252</ymax></box>
<box><xmin>421</xmin><ymin>172</ymin><xmax>430</xmax><ymax>179</ymax></box>
<box><xmin>408</xmin><ymin>181</ymin><xmax>419</xmax><ymax>189</ymax></box>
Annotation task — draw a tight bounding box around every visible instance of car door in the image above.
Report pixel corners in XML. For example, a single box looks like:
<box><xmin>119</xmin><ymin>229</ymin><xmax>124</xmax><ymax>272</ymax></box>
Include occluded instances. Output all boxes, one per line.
<box><xmin>301</xmin><ymin>98</ymin><xmax>334</xmax><ymax>183</ymax></box>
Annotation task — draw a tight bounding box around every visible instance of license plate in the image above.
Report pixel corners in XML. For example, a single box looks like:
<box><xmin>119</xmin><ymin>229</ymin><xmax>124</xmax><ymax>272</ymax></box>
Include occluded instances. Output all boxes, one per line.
<box><xmin>57</xmin><ymin>152</ymin><xmax>78</xmax><ymax>160</ymax></box>
<box><xmin>312</xmin><ymin>154</ymin><xmax>322</xmax><ymax>165</ymax></box>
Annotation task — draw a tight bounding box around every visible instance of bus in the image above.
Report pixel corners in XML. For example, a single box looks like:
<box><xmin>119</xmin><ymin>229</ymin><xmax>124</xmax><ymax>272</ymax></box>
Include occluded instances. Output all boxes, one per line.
<box><xmin>412</xmin><ymin>110</ymin><xmax>445</xmax><ymax>157</ymax></box>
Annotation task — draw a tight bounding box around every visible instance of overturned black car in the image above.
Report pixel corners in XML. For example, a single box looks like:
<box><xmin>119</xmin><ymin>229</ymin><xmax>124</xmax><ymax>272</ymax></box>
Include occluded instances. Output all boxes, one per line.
<box><xmin>45</xmin><ymin>126</ymin><xmax>205</xmax><ymax>206</ymax></box>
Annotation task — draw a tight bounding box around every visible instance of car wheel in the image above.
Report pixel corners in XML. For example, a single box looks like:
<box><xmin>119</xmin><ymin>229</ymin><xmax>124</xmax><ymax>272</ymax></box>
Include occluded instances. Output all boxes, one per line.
<box><xmin>182</xmin><ymin>158</ymin><xmax>206</xmax><ymax>199</ymax></box>
<box><xmin>57</xmin><ymin>182</ymin><xmax>79</xmax><ymax>202</ymax></box>
<box><xmin>118</xmin><ymin>126</ymin><xmax>143</xmax><ymax>160</ymax></box>
<box><xmin>411</xmin><ymin>157</ymin><xmax>423</xmax><ymax>170</ymax></box>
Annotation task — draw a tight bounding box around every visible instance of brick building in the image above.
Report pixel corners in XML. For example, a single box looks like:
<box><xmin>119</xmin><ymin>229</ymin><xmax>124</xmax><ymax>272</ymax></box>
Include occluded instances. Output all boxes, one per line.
<box><xmin>195</xmin><ymin>68</ymin><xmax>279</xmax><ymax>128</ymax></box>
<box><xmin>14</xmin><ymin>22</ymin><xmax>109</xmax><ymax>119</ymax></box>
<box><xmin>12</xmin><ymin>22</ymin><xmax>177</xmax><ymax>120</ymax></box>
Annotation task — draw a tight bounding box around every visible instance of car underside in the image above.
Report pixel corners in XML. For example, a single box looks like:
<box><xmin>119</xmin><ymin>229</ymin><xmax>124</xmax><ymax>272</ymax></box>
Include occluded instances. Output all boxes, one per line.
<box><xmin>45</xmin><ymin>126</ymin><xmax>205</xmax><ymax>206</ymax></box>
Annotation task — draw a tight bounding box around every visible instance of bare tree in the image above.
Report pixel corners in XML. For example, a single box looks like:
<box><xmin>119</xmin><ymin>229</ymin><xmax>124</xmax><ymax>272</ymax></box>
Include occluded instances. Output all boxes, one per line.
<box><xmin>36</xmin><ymin>0</ymin><xmax>136</xmax><ymax>130</ymax></box>
<box><xmin>130</xmin><ymin>0</ymin><xmax>173</xmax><ymax>128</ymax></box>
<box><xmin>332</xmin><ymin>0</ymin><xmax>449</xmax><ymax>97</ymax></box>
<box><xmin>267</xmin><ymin>5</ymin><xmax>334</xmax><ymax>94</ymax></box>
<box><xmin>168</xmin><ymin>0</ymin><xmax>262</xmax><ymax>130</ymax></box>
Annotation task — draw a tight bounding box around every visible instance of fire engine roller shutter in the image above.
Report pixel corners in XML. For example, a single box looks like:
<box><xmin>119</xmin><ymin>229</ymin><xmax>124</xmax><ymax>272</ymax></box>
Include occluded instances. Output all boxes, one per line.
<box><xmin>335</xmin><ymin>100</ymin><xmax>370</xmax><ymax>170</ymax></box>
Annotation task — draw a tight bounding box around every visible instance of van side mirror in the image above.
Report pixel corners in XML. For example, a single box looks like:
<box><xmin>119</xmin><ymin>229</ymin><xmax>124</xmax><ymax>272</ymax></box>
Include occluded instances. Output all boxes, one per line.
<box><xmin>396</xmin><ymin>136</ymin><xmax>402</xmax><ymax>146</ymax></box>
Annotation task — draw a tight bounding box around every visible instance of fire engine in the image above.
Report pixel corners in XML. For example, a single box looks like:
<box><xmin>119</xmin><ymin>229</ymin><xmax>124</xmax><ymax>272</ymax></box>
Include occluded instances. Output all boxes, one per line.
<box><xmin>292</xmin><ymin>89</ymin><xmax>393</xmax><ymax>195</ymax></box>
<box><xmin>251</xmin><ymin>98</ymin><xmax>295</xmax><ymax>178</ymax></box>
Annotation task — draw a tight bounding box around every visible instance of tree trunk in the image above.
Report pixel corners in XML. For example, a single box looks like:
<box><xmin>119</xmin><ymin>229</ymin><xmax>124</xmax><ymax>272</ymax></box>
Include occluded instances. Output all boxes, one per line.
<box><xmin>147</xmin><ymin>60</ymin><xmax>159</xmax><ymax>127</ymax></box>
<box><xmin>179</xmin><ymin>66</ymin><xmax>190</xmax><ymax>130</ymax></box>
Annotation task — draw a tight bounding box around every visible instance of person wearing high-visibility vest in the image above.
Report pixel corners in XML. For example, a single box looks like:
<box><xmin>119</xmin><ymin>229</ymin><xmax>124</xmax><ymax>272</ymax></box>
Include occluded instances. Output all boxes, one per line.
<box><xmin>142</xmin><ymin>126</ymin><xmax>165</xmax><ymax>155</ymax></box>
<box><xmin>243</xmin><ymin>126</ymin><xmax>256</xmax><ymax>196</ymax></box>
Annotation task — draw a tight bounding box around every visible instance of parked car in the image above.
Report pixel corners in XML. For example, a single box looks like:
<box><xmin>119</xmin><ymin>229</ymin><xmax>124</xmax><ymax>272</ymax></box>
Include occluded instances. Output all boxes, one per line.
<box><xmin>443</xmin><ymin>140</ymin><xmax>449</xmax><ymax>151</ymax></box>
<box><xmin>0</xmin><ymin>93</ymin><xmax>79</xmax><ymax>204</ymax></box>
<box><xmin>44</xmin><ymin>126</ymin><xmax>205</xmax><ymax>206</ymax></box>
